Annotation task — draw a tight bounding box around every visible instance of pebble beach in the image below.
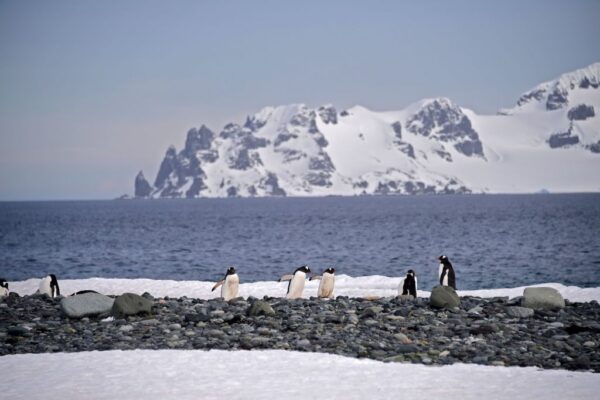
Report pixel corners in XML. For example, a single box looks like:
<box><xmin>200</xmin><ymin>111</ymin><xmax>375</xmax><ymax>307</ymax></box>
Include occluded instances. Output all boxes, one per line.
<box><xmin>2</xmin><ymin>290</ymin><xmax>599</xmax><ymax>372</ymax></box>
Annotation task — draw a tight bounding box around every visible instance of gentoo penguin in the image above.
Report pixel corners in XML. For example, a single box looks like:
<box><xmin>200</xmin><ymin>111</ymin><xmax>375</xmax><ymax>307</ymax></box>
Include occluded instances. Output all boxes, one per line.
<box><xmin>70</xmin><ymin>290</ymin><xmax>99</xmax><ymax>296</ymax></box>
<box><xmin>211</xmin><ymin>267</ymin><xmax>239</xmax><ymax>301</ymax></box>
<box><xmin>279</xmin><ymin>265</ymin><xmax>310</xmax><ymax>299</ymax></box>
<box><xmin>0</xmin><ymin>278</ymin><xmax>8</xmax><ymax>298</ymax></box>
<box><xmin>309</xmin><ymin>267</ymin><xmax>336</xmax><ymax>299</ymax></box>
<box><xmin>438</xmin><ymin>255</ymin><xmax>456</xmax><ymax>290</ymax></box>
<box><xmin>398</xmin><ymin>269</ymin><xmax>418</xmax><ymax>297</ymax></box>
<box><xmin>37</xmin><ymin>274</ymin><xmax>60</xmax><ymax>298</ymax></box>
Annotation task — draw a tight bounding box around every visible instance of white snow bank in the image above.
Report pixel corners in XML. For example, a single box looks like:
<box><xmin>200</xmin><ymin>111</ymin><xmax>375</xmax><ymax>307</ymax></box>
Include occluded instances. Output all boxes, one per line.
<box><xmin>9</xmin><ymin>275</ymin><xmax>600</xmax><ymax>302</ymax></box>
<box><xmin>0</xmin><ymin>350</ymin><xmax>598</xmax><ymax>400</ymax></box>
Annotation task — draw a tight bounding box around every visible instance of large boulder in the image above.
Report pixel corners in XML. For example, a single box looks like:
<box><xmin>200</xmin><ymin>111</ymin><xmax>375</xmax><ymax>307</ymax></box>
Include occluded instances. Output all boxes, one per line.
<box><xmin>60</xmin><ymin>292</ymin><xmax>114</xmax><ymax>318</ymax></box>
<box><xmin>112</xmin><ymin>293</ymin><xmax>152</xmax><ymax>318</ymax></box>
<box><xmin>521</xmin><ymin>287</ymin><xmax>565</xmax><ymax>310</ymax></box>
<box><xmin>430</xmin><ymin>285</ymin><xmax>460</xmax><ymax>309</ymax></box>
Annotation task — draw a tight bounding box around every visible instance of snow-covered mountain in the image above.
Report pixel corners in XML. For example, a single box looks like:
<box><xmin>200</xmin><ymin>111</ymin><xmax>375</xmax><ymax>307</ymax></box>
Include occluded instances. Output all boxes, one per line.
<box><xmin>135</xmin><ymin>62</ymin><xmax>600</xmax><ymax>198</ymax></box>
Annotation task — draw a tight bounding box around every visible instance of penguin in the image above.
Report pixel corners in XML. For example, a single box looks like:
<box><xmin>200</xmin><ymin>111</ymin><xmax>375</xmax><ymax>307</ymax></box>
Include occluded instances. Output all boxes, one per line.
<box><xmin>70</xmin><ymin>290</ymin><xmax>99</xmax><ymax>296</ymax></box>
<box><xmin>0</xmin><ymin>278</ymin><xmax>8</xmax><ymax>298</ymax></box>
<box><xmin>398</xmin><ymin>269</ymin><xmax>417</xmax><ymax>297</ymax></box>
<box><xmin>279</xmin><ymin>265</ymin><xmax>310</xmax><ymax>299</ymax></box>
<box><xmin>37</xmin><ymin>274</ymin><xmax>60</xmax><ymax>298</ymax></box>
<box><xmin>438</xmin><ymin>255</ymin><xmax>456</xmax><ymax>290</ymax></box>
<box><xmin>309</xmin><ymin>267</ymin><xmax>336</xmax><ymax>299</ymax></box>
<box><xmin>211</xmin><ymin>267</ymin><xmax>239</xmax><ymax>301</ymax></box>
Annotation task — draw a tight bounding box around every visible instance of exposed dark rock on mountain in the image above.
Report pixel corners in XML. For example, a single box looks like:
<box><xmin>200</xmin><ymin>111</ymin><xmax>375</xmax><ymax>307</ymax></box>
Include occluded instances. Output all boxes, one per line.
<box><xmin>567</xmin><ymin>104</ymin><xmax>595</xmax><ymax>121</ymax></box>
<box><xmin>134</xmin><ymin>171</ymin><xmax>152</xmax><ymax>198</ymax></box>
<box><xmin>406</xmin><ymin>98</ymin><xmax>485</xmax><ymax>159</ymax></box>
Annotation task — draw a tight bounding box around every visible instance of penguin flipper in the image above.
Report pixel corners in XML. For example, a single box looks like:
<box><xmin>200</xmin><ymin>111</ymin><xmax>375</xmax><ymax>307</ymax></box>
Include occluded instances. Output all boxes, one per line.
<box><xmin>309</xmin><ymin>275</ymin><xmax>322</xmax><ymax>281</ymax></box>
<box><xmin>211</xmin><ymin>280</ymin><xmax>224</xmax><ymax>292</ymax></box>
<box><xmin>279</xmin><ymin>275</ymin><xmax>293</xmax><ymax>282</ymax></box>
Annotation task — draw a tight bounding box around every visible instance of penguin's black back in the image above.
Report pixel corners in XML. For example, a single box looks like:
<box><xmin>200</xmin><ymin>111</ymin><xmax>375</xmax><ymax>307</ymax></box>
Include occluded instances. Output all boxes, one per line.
<box><xmin>447</xmin><ymin>266</ymin><xmax>456</xmax><ymax>290</ymax></box>
<box><xmin>440</xmin><ymin>259</ymin><xmax>456</xmax><ymax>290</ymax></box>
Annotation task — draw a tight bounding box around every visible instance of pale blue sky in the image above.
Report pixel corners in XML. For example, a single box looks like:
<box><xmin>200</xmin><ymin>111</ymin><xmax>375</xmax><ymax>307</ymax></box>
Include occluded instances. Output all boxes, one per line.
<box><xmin>1</xmin><ymin>0</ymin><xmax>599</xmax><ymax>200</ymax></box>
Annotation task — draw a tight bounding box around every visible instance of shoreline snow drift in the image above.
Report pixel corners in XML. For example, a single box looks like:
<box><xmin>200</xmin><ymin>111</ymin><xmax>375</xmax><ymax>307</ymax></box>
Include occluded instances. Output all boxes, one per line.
<box><xmin>8</xmin><ymin>276</ymin><xmax>600</xmax><ymax>302</ymax></box>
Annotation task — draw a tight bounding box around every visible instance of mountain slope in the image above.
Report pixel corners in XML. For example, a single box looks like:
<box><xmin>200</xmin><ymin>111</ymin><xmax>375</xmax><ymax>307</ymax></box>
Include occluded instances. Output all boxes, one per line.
<box><xmin>134</xmin><ymin>63</ymin><xmax>600</xmax><ymax>198</ymax></box>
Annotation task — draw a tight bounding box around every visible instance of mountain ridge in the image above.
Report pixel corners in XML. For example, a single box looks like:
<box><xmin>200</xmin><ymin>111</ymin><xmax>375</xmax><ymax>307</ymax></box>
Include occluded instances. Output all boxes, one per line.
<box><xmin>134</xmin><ymin>62</ymin><xmax>600</xmax><ymax>198</ymax></box>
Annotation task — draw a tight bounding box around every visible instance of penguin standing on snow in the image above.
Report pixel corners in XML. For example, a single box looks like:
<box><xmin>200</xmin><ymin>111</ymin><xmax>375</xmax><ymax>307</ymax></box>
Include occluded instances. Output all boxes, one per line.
<box><xmin>0</xmin><ymin>278</ymin><xmax>9</xmax><ymax>298</ymax></box>
<box><xmin>37</xmin><ymin>274</ymin><xmax>60</xmax><ymax>298</ymax></box>
<box><xmin>438</xmin><ymin>255</ymin><xmax>456</xmax><ymax>290</ymax></box>
<box><xmin>398</xmin><ymin>269</ymin><xmax>418</xmax><ymax>297</ymax></box>
<box><xmin>309</xmin><ymin>267</ymin><xmax>336</xmax><ymax>299</ymax></box>
<box><xmin>279</xmin><ymin>266</ymin><xmax>310</xmax><ymax>299</ymax></box>
<box><xmin>211</xmin><ymin>267</ymin><xmax>239</xmax><ymax>301</ymax></box>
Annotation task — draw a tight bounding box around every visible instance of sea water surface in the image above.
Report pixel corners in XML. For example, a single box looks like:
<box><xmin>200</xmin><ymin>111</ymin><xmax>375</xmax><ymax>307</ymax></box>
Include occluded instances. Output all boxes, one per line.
<box><xmin>0</xmin><ymin>194</ymin><xmax>599</xmax><ymax>290</ymax></box>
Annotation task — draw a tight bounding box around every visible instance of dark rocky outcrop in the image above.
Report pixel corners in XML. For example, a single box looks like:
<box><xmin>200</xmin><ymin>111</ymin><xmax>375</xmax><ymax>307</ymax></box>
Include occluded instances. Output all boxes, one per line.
<box><xmin>546</xmin><ymin>88</ymin><xmax>569</xmax><ymax>110</ymax></box>
<box><xmin>567</xmin><ymin>104</ymin><xmax>595</xmax><ymax>121</ymax></box>
<box><xmin>134</xmin><ymin>171</ymin><xmax>152</xmax><ymax>198</ymax></box>
<box><xmin>406</xmin><ymin>99</ymin><xmax>485</xmax><ymax>158</ymax></box>
<box><xmin>586</xmin><ymin>141</ymin><xmax>600</xmax><ymax>154</ymax></box>
<box><xmin>391</xmin><ymin>121</ymin><xmax>402</xmax><ymax>140</ymax></box>
<box><xmin>548</xmin><ymin>124</ymin><xmax>579</xmax><ymax>149</ymax></box>
<box><xmin>184</xmin><ymin>125</ymin><xmax>214</xmax><ymax>156</ymax></box>
<box><xmin>260</xmin><ymin>172</ymin><xmax>286</xmax><ymax>196</ymax></box>
<box><xmin>318</xmin><ymin>105</ymin><xmax>338</xmax><ymax>124</ymax></box>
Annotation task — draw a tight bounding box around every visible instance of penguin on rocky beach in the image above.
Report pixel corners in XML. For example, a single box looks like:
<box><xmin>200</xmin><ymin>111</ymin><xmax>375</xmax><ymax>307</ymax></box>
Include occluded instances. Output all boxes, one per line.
<box><xmin>438</xmin><ymin>255</ymin><xmax>456</xmax><ymax>290</ymax></box>
<box><xmin>0</xmin><ymin>278</ymin><xmax>9</xmax><ymax>298</ymax></box>
<box><xmin>398</xmin><ymin>269</ymin><xmax>418</xmax><ymax>297</ymax></box>
<box><xmin>309</xmin><ymin>267</ymin><xmax>336</xmax><ymax>299</ymax></box>
<box><xmin>211</xmin><ymin>267</ymin><xmax>239</xmax><ymax>301</ymax></box>
<box><xmin>70</xmin><ymin>290</ymin><xmax>99</xmax><ymax>296</ymax></box>
<box><xmin>37</xmin><ymin>274</ymin><xmax>60</xmax><ymax>298</ymax></box>
<box><xmin>280</xmin><ymin>265</ymin><xmax>310</xmax><ymax>299</ymax></box>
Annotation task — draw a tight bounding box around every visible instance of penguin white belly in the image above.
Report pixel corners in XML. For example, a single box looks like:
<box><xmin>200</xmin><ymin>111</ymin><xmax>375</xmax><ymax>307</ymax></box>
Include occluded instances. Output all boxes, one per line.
<box><xmin>0</xmin><ymin>287</ymin><xmax>8</xmax><ymax>297</ymax></box>
<box><xmin>438</xmin><ymin>264</ymin><xmax>443</xmax><ymax>282</ymax></box>
<box><xmin>37</xmin><ymin>276</ymin><xmax>52</xmax><ymax>297</ymax></box>
<box><xmin>221</xmin><ymin>274</ymin><xmax>239</xmax><ymax>301</ymax></box>
<box><xmin>317</xmin><ymin>273</ymin><xmax>335</xmax><ymax>299</ymax></box>
<box><xmin>397</xmin><ymin>277</ymin><xmax>405</xmax><ymax>296</ymax></box>
<box><xmin>414</xmin><ymin>277</ymin><xmax>418</xmax><ymax>293</ymax></box>
<box><xmin>287</xmin><ymin>272</ymin><xmax>306</xmax><ymax>299</ymax></box>
<box><xmin>442</xmin><ymin>270</ymin><xmax>449</xmax><ymax>286</ymax></box>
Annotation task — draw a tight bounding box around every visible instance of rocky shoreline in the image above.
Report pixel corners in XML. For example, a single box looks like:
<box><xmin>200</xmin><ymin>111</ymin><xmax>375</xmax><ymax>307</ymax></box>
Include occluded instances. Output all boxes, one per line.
<box><xmin>1</xmin><ymin>291</ymin><xmax>599</xmax><ymax>372</ymax></box>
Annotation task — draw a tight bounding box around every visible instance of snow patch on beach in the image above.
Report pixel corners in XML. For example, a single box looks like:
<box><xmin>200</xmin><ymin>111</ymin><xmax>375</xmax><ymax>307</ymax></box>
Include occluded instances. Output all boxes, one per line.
<box><xmin>9</xmin><ymin>275</ymin><xmax>600</xmax><ymax>302</ymax></box>
<box><xmin>1</xmin><ymin>350</ymin><xmax>598</xmax><ymax>400</ymax></box>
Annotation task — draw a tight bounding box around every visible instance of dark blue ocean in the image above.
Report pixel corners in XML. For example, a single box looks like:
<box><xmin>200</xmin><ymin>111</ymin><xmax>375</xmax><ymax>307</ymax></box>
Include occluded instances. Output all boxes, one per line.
<box><xmin>1</xmin><ymin>194</ymin><xmax>599</xmax><ymax>290</ymax></box>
